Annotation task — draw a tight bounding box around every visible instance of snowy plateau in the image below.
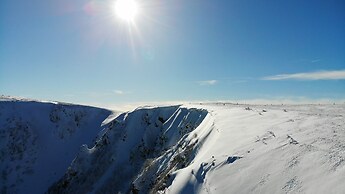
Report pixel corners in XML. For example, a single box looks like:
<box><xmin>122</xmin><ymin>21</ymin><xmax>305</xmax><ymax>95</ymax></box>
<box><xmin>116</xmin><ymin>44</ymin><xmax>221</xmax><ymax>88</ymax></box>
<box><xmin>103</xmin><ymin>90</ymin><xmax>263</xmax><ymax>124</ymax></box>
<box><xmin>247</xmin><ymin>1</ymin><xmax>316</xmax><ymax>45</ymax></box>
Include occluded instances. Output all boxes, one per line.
<box><xmin>0</xmin><ymin>96</ymin><xmax>344</xmax><ymax>194</ymax></box>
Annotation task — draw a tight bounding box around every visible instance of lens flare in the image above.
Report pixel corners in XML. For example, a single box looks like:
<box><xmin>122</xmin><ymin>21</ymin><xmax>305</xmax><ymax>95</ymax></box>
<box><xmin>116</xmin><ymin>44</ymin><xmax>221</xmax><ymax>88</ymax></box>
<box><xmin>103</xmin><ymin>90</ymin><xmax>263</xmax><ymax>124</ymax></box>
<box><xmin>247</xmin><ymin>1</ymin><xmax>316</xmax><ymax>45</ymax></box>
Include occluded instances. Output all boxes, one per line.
<box><xmin>114</xmin><ymin>0</ymin><xmax>138</xmax><ymax>22</ymax></box>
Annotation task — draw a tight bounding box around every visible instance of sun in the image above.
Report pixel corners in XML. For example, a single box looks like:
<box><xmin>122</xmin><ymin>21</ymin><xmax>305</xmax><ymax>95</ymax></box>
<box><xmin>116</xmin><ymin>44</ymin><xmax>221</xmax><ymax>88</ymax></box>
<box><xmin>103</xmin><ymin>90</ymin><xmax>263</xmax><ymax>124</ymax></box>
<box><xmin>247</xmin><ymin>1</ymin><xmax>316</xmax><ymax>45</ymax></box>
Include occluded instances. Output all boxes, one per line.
<box><xmin>114</xmin><ymin>0</ymin><xmax>139</xmax><ymax>22</ymax></box>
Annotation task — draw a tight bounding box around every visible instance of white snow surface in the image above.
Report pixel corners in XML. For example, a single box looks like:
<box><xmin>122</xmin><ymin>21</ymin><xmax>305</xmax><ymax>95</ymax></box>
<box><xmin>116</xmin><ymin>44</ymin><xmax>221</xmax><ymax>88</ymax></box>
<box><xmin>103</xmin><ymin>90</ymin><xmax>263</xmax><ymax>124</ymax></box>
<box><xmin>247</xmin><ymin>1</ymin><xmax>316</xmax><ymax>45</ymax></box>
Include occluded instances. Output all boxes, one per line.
<box><xmin>166</xmin><ymin>103</ymin><xmax>345</xmax><ymax>194</ymax></box>
<box><xmin>48</xmin><ymin>105</ymin><xmax>209</xmax><ymax>194</ymax></box>
<box><xmin>0</xmin><ymin>97</ymin><xmax>112</xmax><ymax>194</ymax></box>
<box><xmin>1</xmin><ymin>97</ymin><xmax>344</xmax><ymax>194</ymax></box>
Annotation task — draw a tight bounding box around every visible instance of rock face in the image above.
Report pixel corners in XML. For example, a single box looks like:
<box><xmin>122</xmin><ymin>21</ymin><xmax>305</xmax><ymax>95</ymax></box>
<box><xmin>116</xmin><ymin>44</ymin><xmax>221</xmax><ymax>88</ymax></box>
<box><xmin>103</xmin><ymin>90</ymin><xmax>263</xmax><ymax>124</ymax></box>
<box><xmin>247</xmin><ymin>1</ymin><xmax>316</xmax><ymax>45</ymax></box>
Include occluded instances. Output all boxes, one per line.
<box><xmin>48</xmin><ymin>106</ymin><xmax>209</xmax><ymax>194</ymax></box>
<box><xmin>0</xmin><ymin>99</ymin><xmax>112</xmax><ymax>194</ymax></box>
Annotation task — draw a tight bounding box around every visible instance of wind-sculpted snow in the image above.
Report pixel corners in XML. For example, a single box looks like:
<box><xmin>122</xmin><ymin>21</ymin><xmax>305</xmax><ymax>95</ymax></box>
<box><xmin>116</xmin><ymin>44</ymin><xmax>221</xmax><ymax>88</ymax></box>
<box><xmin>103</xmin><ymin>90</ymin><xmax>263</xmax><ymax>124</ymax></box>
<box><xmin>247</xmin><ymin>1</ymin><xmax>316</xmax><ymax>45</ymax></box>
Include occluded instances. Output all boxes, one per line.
<box><xmin>166</xmin><ymin>103</ymin><xmax>345</xmax><ymax>194</ymax></box>
<box><xmin>0</xmin><ymin>99</ymin><xmax>111</xmax><ymax>194</ymax></box>
<box><xmin>48</xmin><ymin>106</ymin><xmax>209</xmax><ymax>194</ymax></box>
<box><xmin>2</xmin><ymin>98</ymin><xmax>344</xmax><ymax>194</ymax></box>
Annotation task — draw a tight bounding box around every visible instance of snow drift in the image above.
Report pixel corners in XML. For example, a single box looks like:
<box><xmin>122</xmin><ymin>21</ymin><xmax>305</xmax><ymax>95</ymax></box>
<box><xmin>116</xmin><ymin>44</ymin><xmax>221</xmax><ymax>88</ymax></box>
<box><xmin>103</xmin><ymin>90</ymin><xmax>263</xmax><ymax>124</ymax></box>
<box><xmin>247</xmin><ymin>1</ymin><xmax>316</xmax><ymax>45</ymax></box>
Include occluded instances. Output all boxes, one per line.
<box><xmin>165</xmin><ymin>103</ymin><xmax>345</xmax><ymax>194</ymax></box>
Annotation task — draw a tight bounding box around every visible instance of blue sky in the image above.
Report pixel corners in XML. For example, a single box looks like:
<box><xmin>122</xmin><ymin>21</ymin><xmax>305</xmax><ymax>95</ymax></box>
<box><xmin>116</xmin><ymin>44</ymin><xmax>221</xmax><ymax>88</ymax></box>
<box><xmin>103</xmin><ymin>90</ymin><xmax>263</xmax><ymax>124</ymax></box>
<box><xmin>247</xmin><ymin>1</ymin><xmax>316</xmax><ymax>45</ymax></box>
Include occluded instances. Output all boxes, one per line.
<box><xmin>1</xmin><ymin>0</ymin><xmax>345</xmax><ymax>105</ymax></box>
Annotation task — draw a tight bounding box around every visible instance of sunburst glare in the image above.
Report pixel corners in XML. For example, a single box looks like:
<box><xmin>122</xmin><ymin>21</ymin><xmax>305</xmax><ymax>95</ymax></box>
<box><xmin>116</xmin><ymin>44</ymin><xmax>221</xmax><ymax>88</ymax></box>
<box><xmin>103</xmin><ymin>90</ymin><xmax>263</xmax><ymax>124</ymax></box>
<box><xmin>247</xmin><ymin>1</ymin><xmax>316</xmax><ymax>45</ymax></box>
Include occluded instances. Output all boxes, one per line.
<box><xmin>114</xmin><ymin>0</ymin><xmax>139</xmax><ymax>22</ymax></box>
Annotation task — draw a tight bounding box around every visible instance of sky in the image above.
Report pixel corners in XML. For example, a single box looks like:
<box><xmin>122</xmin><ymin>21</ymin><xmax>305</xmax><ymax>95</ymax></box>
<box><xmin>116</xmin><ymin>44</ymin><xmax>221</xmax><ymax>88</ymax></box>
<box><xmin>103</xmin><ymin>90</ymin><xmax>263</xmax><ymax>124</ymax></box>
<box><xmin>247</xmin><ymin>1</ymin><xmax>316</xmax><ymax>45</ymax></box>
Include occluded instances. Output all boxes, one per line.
<box><xmin>1</xmin><ymin>0</ymin><xmax>345</xmax><ymax>106</ymax></box>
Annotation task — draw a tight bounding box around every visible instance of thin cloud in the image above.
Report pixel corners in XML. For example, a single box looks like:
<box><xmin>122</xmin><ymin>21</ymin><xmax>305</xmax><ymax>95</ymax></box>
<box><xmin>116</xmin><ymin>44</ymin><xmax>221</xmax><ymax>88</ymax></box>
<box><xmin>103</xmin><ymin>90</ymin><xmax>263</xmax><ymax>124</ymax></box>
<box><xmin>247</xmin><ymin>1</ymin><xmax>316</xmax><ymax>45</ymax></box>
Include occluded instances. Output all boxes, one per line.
<box><xmin>197</xmin><ymin>80</ymin><xmax>218</xmax><ymax>86</ymax></box>
<box><xmin>262</xmin><ymin>70</ymin><xmax>345</xmax><ymax>81</ymax></box>
<box><xmin>311</xmin><ymin>59</ymin><xmax>321</xmax><ymax>63</ymax></box>
<box><xmin>114</xmin><ymin>90</ymin><xmax>125</xmax><ymax>95</ymax></box>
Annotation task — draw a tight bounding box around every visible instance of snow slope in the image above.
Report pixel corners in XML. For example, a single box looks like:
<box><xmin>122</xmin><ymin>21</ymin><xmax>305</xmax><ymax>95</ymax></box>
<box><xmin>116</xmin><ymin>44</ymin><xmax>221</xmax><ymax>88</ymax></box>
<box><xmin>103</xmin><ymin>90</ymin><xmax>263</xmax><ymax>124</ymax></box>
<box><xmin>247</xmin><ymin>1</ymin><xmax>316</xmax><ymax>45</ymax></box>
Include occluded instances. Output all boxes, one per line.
<box><xmin>48</xmin><ymin>105</ymin><xmax>209</xmax><ymax>194</ymax></box>
<box><xmin>1</xmin><ymin>97</ymin><xmax>344</xmax><ymax>194</ymax></box>
<box><xmin>166</xmin><ymin>103</ymin><xmax>345</xmax><ymax>194</ymax></box>
<box><xmin>0</xmin><ymin>98</ymin><xmax>112</xmax><ymax>194</ymax></box>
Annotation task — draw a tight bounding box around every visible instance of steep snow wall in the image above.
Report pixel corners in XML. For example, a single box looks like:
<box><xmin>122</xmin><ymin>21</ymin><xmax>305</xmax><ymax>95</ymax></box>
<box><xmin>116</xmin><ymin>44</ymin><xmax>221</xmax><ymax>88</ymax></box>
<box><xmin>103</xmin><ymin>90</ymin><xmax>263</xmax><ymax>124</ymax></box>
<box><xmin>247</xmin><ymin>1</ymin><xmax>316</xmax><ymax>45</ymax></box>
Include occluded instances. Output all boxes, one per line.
<box><xmin>166</xmin><ymin>104</ymin><xmax>345</xmax><ymax>194</ymax></box>
<box><xmin>0</xmin><ymin>99</ymin><xmax>112</xmax><ymax>194</ymax></box>
<box><xmin>48</xmin><ymin>105</ymin><xmax>212</xmax><ymax>194</ymax></box>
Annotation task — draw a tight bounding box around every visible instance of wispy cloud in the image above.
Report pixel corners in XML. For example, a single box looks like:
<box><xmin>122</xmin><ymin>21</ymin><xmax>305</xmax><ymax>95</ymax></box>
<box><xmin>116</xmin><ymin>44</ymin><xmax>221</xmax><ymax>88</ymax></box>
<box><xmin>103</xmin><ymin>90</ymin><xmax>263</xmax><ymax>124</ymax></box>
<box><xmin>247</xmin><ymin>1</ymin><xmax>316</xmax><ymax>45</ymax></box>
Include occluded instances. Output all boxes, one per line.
<box><xmin>197</xmin><ymin>80</ymin><xmax>218</xmax><ymax>86</ymax></box>
<box><xmin>114</xmin><ymin>90</ymin><xmax>125</xmax><ymax>95</ymax></box>
<box><xmin>262</xmin><ymin>70</ymin><xmax>345</xmax><ymax>81</ymax></box>
<box><xmin>311</xmin><ymin>59</ymin><xmax>321</xmax><ymax>63</ymax></box>
<box><xmin>219</xmin><ymin>96</ymin><xmax>345</xmax><ymax>105</ymax></box>
<box><xmin>86</xmin><ymin>90</ymin><xmax>132</xmax><ymax>97</ymax></box>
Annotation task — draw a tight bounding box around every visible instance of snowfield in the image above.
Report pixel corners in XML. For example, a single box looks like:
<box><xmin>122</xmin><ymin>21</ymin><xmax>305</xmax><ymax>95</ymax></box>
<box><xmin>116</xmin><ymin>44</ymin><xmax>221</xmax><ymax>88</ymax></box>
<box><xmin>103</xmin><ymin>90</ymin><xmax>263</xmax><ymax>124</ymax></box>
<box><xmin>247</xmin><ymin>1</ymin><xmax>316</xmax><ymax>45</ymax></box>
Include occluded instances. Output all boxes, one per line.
<box><xmin>167</xmin><ymin>103</ymin><xmax>345</xmax><ymax>194</ymax></box>
<box><xmin>1</xmin><ymin>97</ymin><xmax>344</xmax><ymax>194</ymax></box>
<box><xmin>0</xmin><ymin>98</ymin><xmax>112</xmax><ymax>194</ymax></box>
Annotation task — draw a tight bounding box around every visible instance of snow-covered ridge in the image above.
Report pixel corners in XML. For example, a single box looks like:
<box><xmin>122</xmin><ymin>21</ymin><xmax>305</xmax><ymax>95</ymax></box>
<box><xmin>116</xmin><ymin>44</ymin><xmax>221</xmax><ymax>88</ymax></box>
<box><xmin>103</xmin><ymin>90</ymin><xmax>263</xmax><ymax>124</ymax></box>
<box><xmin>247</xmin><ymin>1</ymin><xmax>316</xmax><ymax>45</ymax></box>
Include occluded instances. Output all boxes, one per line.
<box><xmin>166</xmin><ymin>103</ymin><xmax>345</xmax><ymax>194</ymax></box>
<box><xmin>0</xmin><ymin>100</ymin><xmax>112</xmax><ymax>194</ymax></box>
<box><xmin>1</xmin><ymin>98</ymin><xmax>344</xmax><ymax>194</ymax></box>
<box><xmin>48</xmin><ymin>105</ymin><xmax>211</xmax><ymax>194</ymax></box>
